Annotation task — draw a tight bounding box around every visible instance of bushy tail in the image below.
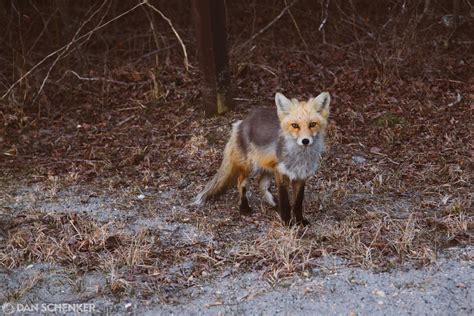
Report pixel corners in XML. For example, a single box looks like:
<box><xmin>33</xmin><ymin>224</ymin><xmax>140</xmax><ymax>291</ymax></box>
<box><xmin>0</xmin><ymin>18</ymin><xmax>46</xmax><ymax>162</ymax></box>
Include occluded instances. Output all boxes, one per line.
<box><xmin>194</xmin><ymin>122</ymin><xmax>242</xmax><ymax>205</ymax></box>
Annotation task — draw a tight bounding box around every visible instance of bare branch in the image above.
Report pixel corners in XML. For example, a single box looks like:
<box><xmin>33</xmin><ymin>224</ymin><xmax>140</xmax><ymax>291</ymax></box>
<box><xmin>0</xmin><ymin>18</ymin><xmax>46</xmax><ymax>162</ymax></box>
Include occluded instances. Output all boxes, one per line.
<box><xmin>144</xmin><ymin>1</ymin><xmax>189</xmax><ymax>71</ymax></box>
<box><xmin>319</xmin><ymin>0</ymin><xmax>330</xmax><ymax>32</ymax></box>
<box><xmin>2</xmin><ymin>1</ymin><xmax>147</xmax><ymax>100</ymax></box>
<box><xmin>236</xmin><ymin>0</ymin><xmax>299</xmax><ymax>52</ymax></box>
<box><xmin>284</xmin><ymin>0</ymin><xmax>308</xmax><ymax>48</ymax></box>
<box><xmin>57</xmin><ymin>70</ymin><xmax>148</xmax><ymax>86</ymax></box>
<box><xmin>32</xmin><ymin>0</ymin><xmax>110</xmax><ymax>104</ymax></box>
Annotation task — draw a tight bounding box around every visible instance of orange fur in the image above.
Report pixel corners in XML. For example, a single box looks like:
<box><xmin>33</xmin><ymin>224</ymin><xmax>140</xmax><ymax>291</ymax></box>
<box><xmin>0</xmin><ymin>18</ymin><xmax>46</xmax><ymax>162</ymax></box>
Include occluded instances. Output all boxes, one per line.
<box><xmin>280</xmin><ymin>99</ymin><xmax>328</xmax><ymax>141</ymax></box>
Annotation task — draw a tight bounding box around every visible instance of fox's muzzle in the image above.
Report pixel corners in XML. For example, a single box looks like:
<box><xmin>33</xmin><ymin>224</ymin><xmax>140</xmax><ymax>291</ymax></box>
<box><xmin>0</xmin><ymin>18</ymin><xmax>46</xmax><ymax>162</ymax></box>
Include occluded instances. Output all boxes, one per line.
<box><xmin>297</xmin><ymin>136</ymin><xmax>313</xmax><ymax>147</ymax></box>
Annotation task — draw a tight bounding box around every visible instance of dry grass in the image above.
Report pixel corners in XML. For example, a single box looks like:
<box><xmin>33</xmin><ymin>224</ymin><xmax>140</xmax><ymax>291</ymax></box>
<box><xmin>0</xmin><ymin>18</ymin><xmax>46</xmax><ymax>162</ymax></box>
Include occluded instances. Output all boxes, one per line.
<box><xmin>231</xmin><ymin>202</ymin><xmax>471</xmax><ymax>280</ymax></box>
<box><xmin>234</xmin><ymin>224</ymin><xmax>313</xmax><ymax>284</ymax></box>
<box><xmin>3</xmin><ymin>272</ymin><xmax>43</xmax><ymax>302</ymax></box>
<box><xmin>5</xmin><ymin>173</ymin><xmax>468</xmax><ymax>289</ymax></box>
<box><xmin>0</xmin><ymin>213</ymin><xmax>160</xmax><ymax>270</ymax></box>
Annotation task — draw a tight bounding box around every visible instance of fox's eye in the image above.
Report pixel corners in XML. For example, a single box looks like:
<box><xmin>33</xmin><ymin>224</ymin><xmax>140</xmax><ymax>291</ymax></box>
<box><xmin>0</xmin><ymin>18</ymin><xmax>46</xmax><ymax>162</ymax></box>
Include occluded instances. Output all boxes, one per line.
<box><xmin>309</xmin><ymin>122</ymin><xmax>317</xmax><ymax>128</ymax></box>
<box><xmin>291</xmin><ymin>123</ymin><xmax>300</xmax><ymax>129</ymax></box>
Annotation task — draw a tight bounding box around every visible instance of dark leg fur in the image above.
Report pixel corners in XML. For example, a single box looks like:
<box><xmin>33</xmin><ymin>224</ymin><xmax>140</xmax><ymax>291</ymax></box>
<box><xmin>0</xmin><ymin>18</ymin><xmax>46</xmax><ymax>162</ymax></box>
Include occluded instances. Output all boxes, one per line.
<box><xmin>278</xmin><ymin>185</ymin><xmax>291</xmax><ymax>225</ymax></box>
<box><xmin>238</xmin><ymin>172</ymin><xmax>252</xmax><ymax>215</ymax></box>
<box><xmin>272</xmin><ymin>197</ymin><xmax>279</xmax><ymax>213</ymax></box>
<box><xmin>239</xmin><ymin>186</ymin><xmax>252</xmax><ymax>215</ymax></box>
<box><xmin>275</xmin><ymin>172</ymin><xmax>291</xmax><ymax>225</ymax></box>
<box><xmin>292</xmin><ymin>180</ymin><xmax>309</xmax><ymax>226</ymax></box>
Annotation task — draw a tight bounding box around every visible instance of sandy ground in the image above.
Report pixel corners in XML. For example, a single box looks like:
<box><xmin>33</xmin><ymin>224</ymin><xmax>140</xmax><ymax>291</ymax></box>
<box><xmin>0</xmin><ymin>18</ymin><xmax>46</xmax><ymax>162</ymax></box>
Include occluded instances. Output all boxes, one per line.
<box><xmin>149</xmin><ymin>249</ymin><xmax>473</xmax><ymax>315</ymax></box>
<box><xmin>1</xmin><ymin>247</ymin><xmax>472</xmax><ymax>315</ymax></box>
<box><xmin>0</xmin><ymin>182</ymin><xmax>472</xmax><ymax>315</ymax></box>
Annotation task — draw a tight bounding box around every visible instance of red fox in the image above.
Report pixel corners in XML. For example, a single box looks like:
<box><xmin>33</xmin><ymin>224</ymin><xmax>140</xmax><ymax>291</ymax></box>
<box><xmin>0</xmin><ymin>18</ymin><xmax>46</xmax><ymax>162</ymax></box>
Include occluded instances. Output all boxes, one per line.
<box><xmin>195</xmin><ymin>92</ymin><xmax>330</xmax><ymax>225</ymax></box>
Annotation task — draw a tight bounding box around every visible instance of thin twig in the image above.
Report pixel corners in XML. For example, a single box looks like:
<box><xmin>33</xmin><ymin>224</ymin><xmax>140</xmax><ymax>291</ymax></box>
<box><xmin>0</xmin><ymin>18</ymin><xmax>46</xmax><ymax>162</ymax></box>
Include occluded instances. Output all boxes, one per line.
<box><xmin>416</xmin><ymin>0</ymin><xmax>431</xmax><ymax>24</ymax></box>
<box><xmin>453</xmin><ymin>0</ymin><xmax>460</xmax><ymax>27</ymax></box>
<box><xmin>57</xmin><ymin>70</ymin><xmax>149</xmax><ymax>86</ymax></box>
<box><xmin>144</xmin><ymin>1</ymin><xmax>189</xmax><ymax>71</ymax></box>
<box><xmin>284</xmin><ymin>0</ymin><xmax>308</xmax><ymax>47</ymax></box>
<box><xmin>319</xmin><ymin>0</ymin><xmax>330</xmax><ymax>32</ymax></box>
<box><xmin>27</xmin><ymin>2</ymin><xmax>57</xmax><ymax>57</ymax></box>
<box><xmin>141</xmin><ymin>5</ymin><xmax>160</xmax><ymax>68</ymax></box>
<box><xmin>423</xmin><ymin>0</ymin><xmax>431</xmax><ymax>15</ymax></box>
<box><xmin>236</xmin><ymin>0</ymin><xmax>299</xmax><ymax>52</ymax></box>
<box><xmin>132</xmin><ymin>45</ymin><xmax>176</xmax><ymax>65</ymax></box>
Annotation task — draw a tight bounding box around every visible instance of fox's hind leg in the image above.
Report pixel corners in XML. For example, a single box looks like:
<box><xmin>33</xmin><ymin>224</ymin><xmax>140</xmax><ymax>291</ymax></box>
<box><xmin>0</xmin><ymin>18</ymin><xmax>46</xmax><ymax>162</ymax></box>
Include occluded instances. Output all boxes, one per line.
<box><xmin>237</xmin><ymin>169</ymin><xmax>252</xmax><ymax>215</ymax></box>
<box><xmin>258</xmin><ymin>172</ymin><xmax>276</xmax><ymax>207</ymax></box>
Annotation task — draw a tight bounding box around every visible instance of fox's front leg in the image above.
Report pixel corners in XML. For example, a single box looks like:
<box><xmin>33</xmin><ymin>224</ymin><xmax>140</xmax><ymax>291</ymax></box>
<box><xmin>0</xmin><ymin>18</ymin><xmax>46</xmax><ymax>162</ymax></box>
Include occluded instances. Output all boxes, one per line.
<box><xmin>291</xmin><ymin>180</ymin><xmax>309</xmax><ymax>226</ymax></box>
<box><xmin>275</xmin><ymin>171</ymin><xmax>291</xmax><ymax>225</ymax></box>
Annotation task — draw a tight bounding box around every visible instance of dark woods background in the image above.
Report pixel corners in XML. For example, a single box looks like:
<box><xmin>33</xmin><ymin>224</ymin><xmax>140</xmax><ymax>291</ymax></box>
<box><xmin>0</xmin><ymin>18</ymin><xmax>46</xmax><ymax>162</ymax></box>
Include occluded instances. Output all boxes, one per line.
<box><xmin>0</xmin><ymin>0</ymin><xmax>472</xmax><ymax>181</ymax></box>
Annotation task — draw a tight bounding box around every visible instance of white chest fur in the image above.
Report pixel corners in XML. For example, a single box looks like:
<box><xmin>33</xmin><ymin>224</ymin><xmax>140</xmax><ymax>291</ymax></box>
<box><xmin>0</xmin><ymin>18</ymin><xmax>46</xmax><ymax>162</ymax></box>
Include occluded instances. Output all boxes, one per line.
<box><xmin>277</xmin><ymin>135</ymin><xmax>325</xmax><ymax>180</ymax></box>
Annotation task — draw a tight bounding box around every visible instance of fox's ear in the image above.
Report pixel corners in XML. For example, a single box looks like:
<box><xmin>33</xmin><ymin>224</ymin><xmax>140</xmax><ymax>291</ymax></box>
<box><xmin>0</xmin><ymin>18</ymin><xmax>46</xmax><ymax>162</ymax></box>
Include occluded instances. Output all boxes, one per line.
<box><xmin>275</xmin><ymin>92</ymin><xmax>292</xmax><ymax>118</ymax></box>
<box><xmin>313</xmin><ymin>92</ymin><xmax>330</xmax><ymax>119</ymax></box>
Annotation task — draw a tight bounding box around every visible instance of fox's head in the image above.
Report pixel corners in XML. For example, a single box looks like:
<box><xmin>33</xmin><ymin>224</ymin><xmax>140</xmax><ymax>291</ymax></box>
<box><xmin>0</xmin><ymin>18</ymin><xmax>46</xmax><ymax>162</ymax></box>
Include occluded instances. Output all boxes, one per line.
<box><xmin>275</xmin><ymin>92</ymin><xmax>330</xmax><ymax>147</ymax></box>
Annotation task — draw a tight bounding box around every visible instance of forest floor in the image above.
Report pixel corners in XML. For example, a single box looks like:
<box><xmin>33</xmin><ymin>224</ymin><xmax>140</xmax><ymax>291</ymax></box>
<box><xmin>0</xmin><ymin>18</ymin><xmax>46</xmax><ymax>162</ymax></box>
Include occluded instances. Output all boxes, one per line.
<box><xmin>0</xmin><ymin>177</ymin><xmax>472</xmax><ymax>314</ymax></box>
<box><xmin>0</xmin><ymin>1</ymin><xmax>473</xmax><ymax>314</ymax></box>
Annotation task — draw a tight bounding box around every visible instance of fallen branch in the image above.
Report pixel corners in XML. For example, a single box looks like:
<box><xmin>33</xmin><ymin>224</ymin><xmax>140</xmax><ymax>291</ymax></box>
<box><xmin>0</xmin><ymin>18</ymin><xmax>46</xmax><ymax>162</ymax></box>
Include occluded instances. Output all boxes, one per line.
<box><xmin>57</xmin><ymin>70</ymin><xmax>149</xmax><ymax>86</ymax></box>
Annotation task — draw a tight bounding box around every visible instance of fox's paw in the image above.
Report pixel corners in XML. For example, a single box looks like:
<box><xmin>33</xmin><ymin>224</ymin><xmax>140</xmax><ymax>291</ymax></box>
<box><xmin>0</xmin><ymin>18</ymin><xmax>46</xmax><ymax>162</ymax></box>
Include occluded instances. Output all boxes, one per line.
<box><xmin>271</xmin><ymin>204</ymin><xmax>279</xmax><ymax>213</ymax></box>
<box><xmin>239</xmin><ymin>204</ymin><xmax>253</xmax><ymax>216</ymax></box>
<box><xmin>192</xmin><ymin>199</ymin><xmax>203</xmax><ymax>206</ymax></box>
<box><xmin>279</xmin><ymin>209</ymin><xmax>291</xmax><ymax>226</ymax></box>
<box><xmin>281</xmin><ymin>216</ymin><xmax>292</xmax><ymax>226</ymax></box>
<box><xmin>193</xmin><ymin>192</ymin><xmax>207</xmax><ymax>206</ymax></box>
<box><xmin>295</xmin><ymin>218</ymin><xmax>310</xmax><ymax>227</ymax></box>
<box><xmin>263</xmin><ymin>191</ymin><xmax>277</xmax><ymax>207</ymax></box>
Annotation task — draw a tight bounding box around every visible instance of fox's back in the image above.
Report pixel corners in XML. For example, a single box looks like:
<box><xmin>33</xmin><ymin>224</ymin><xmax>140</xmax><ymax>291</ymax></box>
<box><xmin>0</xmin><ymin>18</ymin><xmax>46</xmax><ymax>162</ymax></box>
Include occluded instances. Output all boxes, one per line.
<box><xmin>237</xmin><ymin>108</ymin><xmax>280</xmax><ymax>151</ymax></box>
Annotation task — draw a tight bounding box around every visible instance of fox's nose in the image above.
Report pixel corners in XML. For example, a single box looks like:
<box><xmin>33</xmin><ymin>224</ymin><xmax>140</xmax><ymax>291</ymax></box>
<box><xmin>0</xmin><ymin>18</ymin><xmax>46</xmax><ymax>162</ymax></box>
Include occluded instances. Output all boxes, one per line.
<box><xmin>302</xmin><ymin>138</ymin><xmax>310</xmax><ymax>145</ymax></box>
